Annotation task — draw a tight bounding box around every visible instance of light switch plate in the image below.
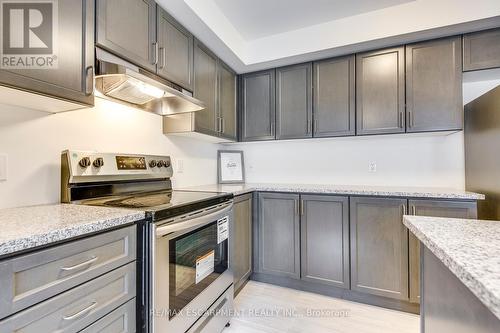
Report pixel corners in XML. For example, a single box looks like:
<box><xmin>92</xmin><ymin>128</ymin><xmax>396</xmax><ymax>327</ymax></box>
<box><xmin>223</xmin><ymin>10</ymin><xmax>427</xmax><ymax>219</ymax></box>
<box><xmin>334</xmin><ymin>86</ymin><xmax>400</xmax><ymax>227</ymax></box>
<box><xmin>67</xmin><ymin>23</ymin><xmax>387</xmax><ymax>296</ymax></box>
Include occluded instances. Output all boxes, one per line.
<box><xmin>368</xmin><ymin>161</ymin><xmax>377</xmax><ymax>173</ymax></box>
<box><xmin>177</xmin><ymin>159</ymin><xmax>184</xmax><ymax>173</ymax></box>
<box><xmin>0</xmin><ymin>154</ymin><xmax>7</xmax><ymax>181</ymax></box>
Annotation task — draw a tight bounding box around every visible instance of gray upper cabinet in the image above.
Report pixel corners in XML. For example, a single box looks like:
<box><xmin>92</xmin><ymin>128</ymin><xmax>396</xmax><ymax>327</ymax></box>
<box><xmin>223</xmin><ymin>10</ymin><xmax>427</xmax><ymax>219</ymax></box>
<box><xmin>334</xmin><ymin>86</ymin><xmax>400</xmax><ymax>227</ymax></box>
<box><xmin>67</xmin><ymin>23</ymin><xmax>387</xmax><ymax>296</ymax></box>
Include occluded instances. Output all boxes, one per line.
<box><xmin>96</xmin><ymin>0</ymin><xmax>157</xmax><ymax>72</ymax></box>
<box><xmin>193</xmin><ymin>40</ymin><xmax>218</xmax><ymax>136</ymax></box>
<box><xmin>356</xmin><ymin>47</ymin><xmax>405</xmax><ymax>135</ymax></box>
<box><xmin>257</xmin><ymin>192</ymin><xmax>300</xmax><ymax>279</ymax></box>
<box><xmin>406</xmin><ymin>37</ymin><xmax>463</xmax><ymax>133</ymax></box>
<box><xmin>240</xmin><ymin>70</ymin><xmax>276</xmax><ymax>141</ymax></box>
<box><xmin>0</xmin><ymin>0</ymin><xmax>94</xmax><ymax>106</ymax></box>
<box><xmin>408</xmin><ymin>199</ymin><xmax>477</xmax><ymax>304</ymax></box>
<box><xmin>463</xmin><ymin>28</ymin><xmax>500</xmax><ymax>71</ymax></box>
<box><xmin>350</xmin><ymin>197</ymin><xmax>408</xmax><ymax>300</ymax></box>
<box><xmin>276</xmin><ymin>63</ymin><xmax>313</xmax><ymax>139</ymax></box>
<box><xmin>300</xmin><ymin>195</ymin><xmax>350</xmax><ymax>289</ymax></box>
<box><xmin>232</xmin><ymin>194</ymin><xmax>253</xmax><ymax>293</ymax></box>
<box><xmin>156</xmin><ymin>6</ymin><xmax>194</xmax><ymax>91</ymax></box>
<box><xmin>218</xmin><ymin>61</ymin><xmax>238</xmax><ymax>141</ymax></box>
<box><xmin>313</xmin><ymin>56</ymin><xmax>355</xmax><ymax>137</ymax></box>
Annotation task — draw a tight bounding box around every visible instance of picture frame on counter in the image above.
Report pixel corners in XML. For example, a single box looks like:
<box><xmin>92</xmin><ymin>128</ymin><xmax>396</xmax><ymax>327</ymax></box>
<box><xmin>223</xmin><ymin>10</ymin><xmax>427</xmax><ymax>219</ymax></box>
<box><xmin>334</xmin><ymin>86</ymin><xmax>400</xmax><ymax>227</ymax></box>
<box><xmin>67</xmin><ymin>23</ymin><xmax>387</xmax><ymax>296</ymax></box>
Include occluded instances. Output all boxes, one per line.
<box><xmin>218</xmin><ymin>150</ymin><xmax>245</xmax><ymax>184</ymax></box>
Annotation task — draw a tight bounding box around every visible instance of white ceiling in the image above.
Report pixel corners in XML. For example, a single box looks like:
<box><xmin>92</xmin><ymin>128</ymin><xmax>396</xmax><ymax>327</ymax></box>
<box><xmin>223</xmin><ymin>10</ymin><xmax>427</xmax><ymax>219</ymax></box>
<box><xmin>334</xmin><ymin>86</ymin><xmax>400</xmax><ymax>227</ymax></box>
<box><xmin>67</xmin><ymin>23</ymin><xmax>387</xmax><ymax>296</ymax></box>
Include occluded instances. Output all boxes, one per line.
<box><xmin>213</xmin><ymin>0</ymin><xmax>415</xmax><ymax>41</ymax></box>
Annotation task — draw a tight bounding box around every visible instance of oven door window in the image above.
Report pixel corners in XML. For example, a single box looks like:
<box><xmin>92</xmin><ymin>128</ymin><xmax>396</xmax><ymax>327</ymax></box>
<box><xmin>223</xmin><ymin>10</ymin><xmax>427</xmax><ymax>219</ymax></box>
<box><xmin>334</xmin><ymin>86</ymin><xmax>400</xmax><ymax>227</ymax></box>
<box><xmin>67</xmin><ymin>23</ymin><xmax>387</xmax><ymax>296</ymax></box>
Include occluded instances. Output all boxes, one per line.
<box><xmin>169</xmin><ymin>220</ymin><xmax>228</xmax><ymax>319</ymax></box>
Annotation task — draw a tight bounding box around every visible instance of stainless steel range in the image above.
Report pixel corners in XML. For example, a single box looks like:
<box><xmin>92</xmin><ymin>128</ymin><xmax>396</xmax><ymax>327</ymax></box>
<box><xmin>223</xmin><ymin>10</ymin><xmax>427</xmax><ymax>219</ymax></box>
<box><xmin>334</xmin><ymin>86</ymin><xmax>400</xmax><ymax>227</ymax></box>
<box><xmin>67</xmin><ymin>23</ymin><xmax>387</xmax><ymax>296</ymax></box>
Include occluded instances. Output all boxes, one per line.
<box><xmin>61</xmin><ymin>150</ymin><xmax>234</xmax><ymax>333</ymax></box>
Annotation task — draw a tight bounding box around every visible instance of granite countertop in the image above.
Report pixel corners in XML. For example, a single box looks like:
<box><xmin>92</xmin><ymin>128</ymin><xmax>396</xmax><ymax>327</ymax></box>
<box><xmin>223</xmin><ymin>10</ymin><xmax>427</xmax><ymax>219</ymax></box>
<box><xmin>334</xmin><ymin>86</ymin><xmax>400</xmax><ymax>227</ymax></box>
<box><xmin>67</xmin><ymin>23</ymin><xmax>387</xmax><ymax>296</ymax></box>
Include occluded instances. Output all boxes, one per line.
<box><xmin>403</xmin><ymin>215</ymin><xmax>500</xmax><ymax>320</ymax></box>
<box><xmin>0</xmin><ymin>204</ymin><xmax>145</xmax><ymax>258</ymax></box>
<box><xmin>179</xmin><ymin>183</ymin><xmax>485</xmax><ymax>200</ymax></box>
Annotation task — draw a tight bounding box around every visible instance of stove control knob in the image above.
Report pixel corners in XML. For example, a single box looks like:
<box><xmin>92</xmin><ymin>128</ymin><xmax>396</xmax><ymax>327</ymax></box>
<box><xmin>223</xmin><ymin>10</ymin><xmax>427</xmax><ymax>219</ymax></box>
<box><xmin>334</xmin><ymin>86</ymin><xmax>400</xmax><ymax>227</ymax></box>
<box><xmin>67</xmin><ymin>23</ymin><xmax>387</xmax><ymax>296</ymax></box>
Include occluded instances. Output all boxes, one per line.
<box><xmin>157</xmin><ymin>160</ymin><xmax>165</xmax><ymax>168</ymax></box>
<box><xmin>79</xmin><ymin>157</ymin><xmax>91</xmax><ymax>168</ymax></box>
<box><xmin>163</xmin><ymin>160</ymin><xmax>171</xmax><ymax>168</ymax></box>
<box><xmin>93</xmin><ymin>157</ymin><xmax>104</xmax><ymax>168</ymax></box>
<box><xmin>149</xmin><ymin>160</ymin><xmax>157</xmax><ymax>168</ymax></box>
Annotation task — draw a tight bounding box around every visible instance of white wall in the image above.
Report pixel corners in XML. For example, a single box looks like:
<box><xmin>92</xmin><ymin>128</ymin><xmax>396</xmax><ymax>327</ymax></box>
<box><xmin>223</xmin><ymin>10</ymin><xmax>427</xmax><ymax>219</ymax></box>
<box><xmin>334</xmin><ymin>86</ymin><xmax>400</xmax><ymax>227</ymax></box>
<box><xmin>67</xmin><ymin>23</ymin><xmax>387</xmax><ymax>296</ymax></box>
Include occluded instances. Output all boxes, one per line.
<box><xmin>227</xmin><ymin>132</ymin><xmax>465</xmax><ymax>188</ymax></box>
<box><xmin>0</xmin><ymin>99</ymin><xmax>221</xmax><ymax>209</ymax></box>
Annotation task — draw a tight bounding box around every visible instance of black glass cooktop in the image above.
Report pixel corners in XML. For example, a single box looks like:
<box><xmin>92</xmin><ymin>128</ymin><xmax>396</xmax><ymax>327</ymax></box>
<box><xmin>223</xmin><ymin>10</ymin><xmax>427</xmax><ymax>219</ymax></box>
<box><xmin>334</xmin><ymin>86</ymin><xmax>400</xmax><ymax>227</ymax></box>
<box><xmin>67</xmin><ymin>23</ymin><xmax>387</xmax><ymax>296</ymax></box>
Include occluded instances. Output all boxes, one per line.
<box><xmin>81</xmin><ymin>190</ymin><xmax>232</xmax><ymax>221</ymax></box>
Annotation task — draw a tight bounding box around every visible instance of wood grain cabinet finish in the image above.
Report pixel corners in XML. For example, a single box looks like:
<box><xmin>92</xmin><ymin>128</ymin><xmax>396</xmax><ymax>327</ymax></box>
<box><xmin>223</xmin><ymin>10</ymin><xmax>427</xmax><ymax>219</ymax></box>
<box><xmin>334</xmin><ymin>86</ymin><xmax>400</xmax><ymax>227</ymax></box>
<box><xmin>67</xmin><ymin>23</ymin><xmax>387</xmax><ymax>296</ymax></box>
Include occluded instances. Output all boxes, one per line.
<box><xmin>257</xmin><ymin>193</ymin><xmax>300</xmax><ymax>279</ymax></box>
<box><xmin>232</xmin><ymin>194</ymin><xmax>253</xmax><ymax>293</ymax></box>
<box><xmin>0</xmin><ymin>263</ymin><xmax>135</xmax><ymax>333</ymax></box>
<box><xmin>313</xmin><ymin>56</ymin><xmax>355</xmax><ymax>137</ymax></box>
<box><xmin>218</xmin><ymin>61</ymin><xmax>238</xmax><ymax>141</ymax></box>
<box><xmin>350</xmin><ymin>197</ymin><xmax>408</xmax><ymax>300</ymax></box>
<box><xmin>408</xmin><ymin>200</ymin><xmax>477</xmax><ymax>304</ymax></box>
<box><xmin>193</xmin><ymin>40</ymin><xmax>219</xmax><ymax>136</ymax></box>
<box><xmin>0</xmin><ymin>226</ymin><xmax>136</xmax><ymax>319</ymax></box>
<box><xmin>463</xmin><ymin>28</ymin><xmax>500</xmax><ymax>71</ymax></box>
<box><xmin>240</xmin><ymin>70</ymin><xmax>276</xmax><ymax>141</ymax></box>
<box><xmin>96</xmin><ymin>0</ymin><xmax>157</xmax><ymax>72</ymax></box>
<box><xmin>356</xmin><ymin>47</ymin><xmax>405</xmax><ymax>135</ymax></box>
<box><xmin>406</xmin><ymin>37</ymin><xmax>463</xmax><ymax>132</ymax></box>
<box><xmin>156</xmin><ymin>6</ymin><xmax>194</xmax><ymax>91</ymax></box>
<box><xmin>276</xmin><ymin>63</ymin><xmax>313</xmax><ymax>139</ymax></box>
<box><xmin>300</xmin><ymin>195</ymin><xmax>350</xmax><ymax>288</ymax></box>
<box><xmin>0</xmin><ymin>0</ymin><xmax>94</xmax><ymax>106</ymax></box>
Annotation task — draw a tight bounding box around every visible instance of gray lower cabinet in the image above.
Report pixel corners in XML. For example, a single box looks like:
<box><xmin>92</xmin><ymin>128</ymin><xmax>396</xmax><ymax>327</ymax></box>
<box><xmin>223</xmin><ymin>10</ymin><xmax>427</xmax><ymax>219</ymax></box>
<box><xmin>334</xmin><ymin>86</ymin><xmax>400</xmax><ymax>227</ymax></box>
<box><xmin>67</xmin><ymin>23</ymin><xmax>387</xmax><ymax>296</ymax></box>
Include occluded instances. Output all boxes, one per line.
<box><xmin>313</xmin><ymin>56</ymin><xmax>355</xmax><ymax>137</ymax></box>
<box><xmin>193</xmin><ymin>39</ymin><xmax>218</xmax><ymax>136</ymax></box>
<box><xmin>406</xmin><ymin>37</ymin><xmax>463</xmax><ymax>132</ymax></box>
<box><xmin>240</xmin><ymin>70</ymin><xmax>276</xmax><ymax>141</ymax></box>
<box><xmin>356</xmin><ymin>47</ymin><xmax>406</xmax><ymax>135</ymax></box>
<box><xmin>218</xmin><ymin>61</ymin><xmax>238</xmax><ymax>141</ymax></box>
<box><xmin>232</xmin><ymin>194</ymin><xmax>253</xmax><ymax>293</ymax></box>
<box><xmin>300</xmin><ymin>195</ymin><xmax>350</xmax><ymax>288</ymax></box>
<box><xmin>257</xmin><ymin>193</ymin><xmax>300</xmax><ymax>279</ymax></box>
<box><xmin>276</xmin><ymin>63</ymin><xmax>313</xmax><ymax>140</ymax></box>
<box><xmin>156</xmin><ymin>6</ymin><xmax>194</xmax><ymax>91</ymax></box>
<box><xmin>350</xmin><ymin>197</ymin><xmax>409</xmax><ymax>300</ymax></box>
<box><xmin>96</xmin><ymin>0</ymin><xmax>157</xmax><ymax>72</ymax></box>
<box><xmin>408</xmin><ymin>199</ymin><xmax>477</xmax><ymax>304</ymax></box>
<box><xmin>0</xmin><ymin>262</ymin><xmax>136</xmax><ymax>333</ymax></box>
<box><xmin>463</xmin><ymin>28</ymin><xmax>500</xmax><ymax>71</ymax></box>
<box><xmin>80</xmin><ymin>299</ymin><xmax>136</xmax><ymax>333</ymax></box>
<box><xmin>0</xmin><ymin>0</ymin><xmax>94</xmax><ymax>106</ymax></box>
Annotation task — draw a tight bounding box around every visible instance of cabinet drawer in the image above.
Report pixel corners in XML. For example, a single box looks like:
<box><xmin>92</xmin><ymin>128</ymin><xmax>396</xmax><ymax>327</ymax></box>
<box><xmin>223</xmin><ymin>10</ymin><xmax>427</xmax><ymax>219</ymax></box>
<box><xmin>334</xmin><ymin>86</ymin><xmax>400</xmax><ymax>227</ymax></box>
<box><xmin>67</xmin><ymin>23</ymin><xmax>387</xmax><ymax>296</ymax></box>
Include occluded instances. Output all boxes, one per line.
<box><xmin>80</xmin><ymin>298</ymin><xmax>136</xmax><ymax>333</ymax></box>
<box><xmin>0</xmin><ymin>262</ymin><xmax>136</xmax><ymax>333</ymax></box>
<box><xmin>0</xmin><ymin>226</ymin><xmax>136</xmax><ymax>319</ymax></box>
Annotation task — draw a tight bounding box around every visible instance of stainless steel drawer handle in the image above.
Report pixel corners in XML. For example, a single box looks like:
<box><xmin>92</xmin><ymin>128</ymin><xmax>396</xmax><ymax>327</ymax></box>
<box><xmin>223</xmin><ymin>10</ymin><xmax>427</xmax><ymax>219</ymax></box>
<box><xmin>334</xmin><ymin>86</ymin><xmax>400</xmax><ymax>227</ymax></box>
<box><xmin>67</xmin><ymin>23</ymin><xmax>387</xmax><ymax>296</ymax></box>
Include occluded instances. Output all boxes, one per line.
<box><xmin>63</xmin><ymin>301</ymin><xmax>97</xmax><ymax>321</ymax></box>
<box><xmin>60</xmin><ymin>256</ymin><xmax>98</xmax><ymax>272</ymax></box>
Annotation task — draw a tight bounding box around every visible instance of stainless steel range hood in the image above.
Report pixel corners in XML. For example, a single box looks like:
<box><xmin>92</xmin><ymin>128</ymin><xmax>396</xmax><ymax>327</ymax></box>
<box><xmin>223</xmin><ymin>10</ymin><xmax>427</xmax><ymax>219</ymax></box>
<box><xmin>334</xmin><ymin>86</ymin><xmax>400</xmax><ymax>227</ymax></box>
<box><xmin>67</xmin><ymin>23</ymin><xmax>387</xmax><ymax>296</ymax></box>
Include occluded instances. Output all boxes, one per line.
<box><xmin>94</xmin><ymin>48</ymin><xmax>205</xmax><ymax>115</ymax></box>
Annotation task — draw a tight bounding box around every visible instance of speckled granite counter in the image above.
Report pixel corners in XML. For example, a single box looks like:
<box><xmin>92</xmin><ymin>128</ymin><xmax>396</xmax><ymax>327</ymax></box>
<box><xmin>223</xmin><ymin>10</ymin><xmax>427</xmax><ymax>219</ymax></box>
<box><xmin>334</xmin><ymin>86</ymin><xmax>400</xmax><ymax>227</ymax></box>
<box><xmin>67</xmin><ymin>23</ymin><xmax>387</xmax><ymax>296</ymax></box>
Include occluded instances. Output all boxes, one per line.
<box><xmin>179</xmin><ymin>183</ymin><xmax>485</xmax><ymax>200</ymax></box>
<box><xmin>404</xmin><ymin>215</ymin><xmax>500</xmax><ymax>320</ymax></box>
<box><xmin>0</xmin><ymin>204</ymin><xmax>145</xmax><ymax>258</ymax></box>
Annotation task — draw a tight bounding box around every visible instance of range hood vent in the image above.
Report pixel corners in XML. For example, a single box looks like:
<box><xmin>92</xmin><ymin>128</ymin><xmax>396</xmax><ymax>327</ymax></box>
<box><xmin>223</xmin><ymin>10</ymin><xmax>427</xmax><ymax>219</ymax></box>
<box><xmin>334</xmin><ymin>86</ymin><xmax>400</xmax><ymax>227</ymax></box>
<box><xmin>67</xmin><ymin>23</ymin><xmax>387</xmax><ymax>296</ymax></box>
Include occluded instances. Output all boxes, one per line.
<box><xmin>94</xmin><ymin>48</ymin><xmax>205</xmax><ymax>115</ymax></box>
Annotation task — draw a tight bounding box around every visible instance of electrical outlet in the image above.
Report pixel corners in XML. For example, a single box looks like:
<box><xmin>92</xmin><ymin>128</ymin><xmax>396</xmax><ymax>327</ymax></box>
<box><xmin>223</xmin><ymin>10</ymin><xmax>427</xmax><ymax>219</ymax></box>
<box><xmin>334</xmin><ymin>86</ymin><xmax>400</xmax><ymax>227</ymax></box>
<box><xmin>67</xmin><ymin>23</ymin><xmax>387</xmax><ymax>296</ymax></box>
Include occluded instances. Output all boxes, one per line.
<box><xmin>177</xmin><ymin>159</ymin><xmax>184</xmax><ymax>173</ymax></box>
<box><xmin>368</xmin><ymin>161</ymin><xmax>377</xmax><ymax>173</ymax></box>
<box><xmin>0</xmin><ymin>154</ymin><xmax>7</xmax><ymax>181</ymax></box>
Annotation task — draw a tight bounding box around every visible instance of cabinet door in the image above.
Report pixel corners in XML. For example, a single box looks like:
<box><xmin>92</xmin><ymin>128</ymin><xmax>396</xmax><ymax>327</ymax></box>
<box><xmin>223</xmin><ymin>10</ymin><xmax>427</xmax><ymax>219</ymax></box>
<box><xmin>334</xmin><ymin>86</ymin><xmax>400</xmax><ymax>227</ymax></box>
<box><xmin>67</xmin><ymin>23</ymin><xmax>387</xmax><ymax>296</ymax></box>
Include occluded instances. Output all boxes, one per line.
<box><xmin>240</xmin><ymin>70</ymin><xmax>276</xmax><ymax>141</ymax></box>
<box><xmin>193</xmin><ymin>40</ymin><xmax>218</xmax><ymax>136</ymax></box>
<box><xmin>350</xmin><ymin>197</ymin><xmax>408</xmax><ymax>300</ymax></box>
<box><xmin>157</xmin><ymin>7</ymin><xmax>194</xmax><ymax>91</ymax></box>
<box><xmin>232</xmin><ymin>194</ymin><xmax>252</xmax><ymax>293</ymax></box>
<box><xmin>356</xmin><ymin>47</ymin><xmax>405</xmax><ymax>135</ymax></box>
<box><xmin>301</xmin><ymin>195</ymin><xmax>349</xmax><ymax>289</ymax></box>
<box><xmin>313</xmin><ymin>56</ymin><xmax>355</xmax><ymax>137</ymax></box>
<box><xmin>406</xmin><ymin>37</ymin><xmax>463</xmax><ymax>132</ymax></box>
<box><xmin>276</xmin><ymin>63</ymin><xmax>313</xmax><ymax>139</ymax></box>
<box><xmin>96</xmin><ymin>0</ymin><xmax>156</xmax><ymax>72</ymax></box>
<box><xmin>218</xmin><ymin>61</ymin><xmax>237</xmax><ymax>141</ymax></box>
<box><xmin>0</xmin><ymin>0</ymin><xmax>94</xmax><ymax>106</ymax></box>
<box><xmin>257</xmin><ymin>193</ymin><xmax>300</xmax><ymax>279</ymax></box>
<box><xmin>463</xmin><ymin>28</ymin><xmax>500</xmax><ymax>71</ymax></box>
<box><xmin>408</xmin><ymin>199</ymin><xmax>477</xmax><ymax>304</ymax></box>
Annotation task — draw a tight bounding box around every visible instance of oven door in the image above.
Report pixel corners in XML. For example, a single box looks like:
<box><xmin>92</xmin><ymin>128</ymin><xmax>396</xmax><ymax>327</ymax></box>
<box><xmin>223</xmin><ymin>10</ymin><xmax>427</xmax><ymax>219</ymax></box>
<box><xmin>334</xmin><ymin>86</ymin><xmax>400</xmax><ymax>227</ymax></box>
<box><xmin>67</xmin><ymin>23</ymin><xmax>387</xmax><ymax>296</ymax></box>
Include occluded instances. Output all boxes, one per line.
<box><xmin>152</xmin><ymin>202</ymin><xmax>234</xmax><ymax>333</ymax></box>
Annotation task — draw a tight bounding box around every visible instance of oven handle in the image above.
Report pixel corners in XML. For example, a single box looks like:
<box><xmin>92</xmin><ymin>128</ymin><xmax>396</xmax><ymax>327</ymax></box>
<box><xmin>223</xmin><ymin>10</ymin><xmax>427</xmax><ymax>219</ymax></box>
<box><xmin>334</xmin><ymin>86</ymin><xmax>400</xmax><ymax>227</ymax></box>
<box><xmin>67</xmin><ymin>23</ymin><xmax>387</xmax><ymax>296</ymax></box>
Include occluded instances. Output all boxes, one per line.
<box><xmin>155</xmin><ymin>202</ymin><xmax>233</xmax><ymax>238</ymax></box>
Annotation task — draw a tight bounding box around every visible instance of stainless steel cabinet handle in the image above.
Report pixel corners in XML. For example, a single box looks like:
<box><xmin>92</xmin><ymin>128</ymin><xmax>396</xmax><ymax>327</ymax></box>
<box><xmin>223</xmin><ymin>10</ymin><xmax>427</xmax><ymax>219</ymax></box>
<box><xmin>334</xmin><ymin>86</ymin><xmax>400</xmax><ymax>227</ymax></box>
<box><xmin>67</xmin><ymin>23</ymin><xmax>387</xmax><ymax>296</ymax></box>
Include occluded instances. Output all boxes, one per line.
<box><xmin>399</xmin><ymin>112</ymin><xmax>404</xmax><ymax>128</ymax></box>
<box><xmin>401</xmin><ymin>205</ymin><xmax>407</xmax><ymax>216</ymax></box>
<box><xmin>63</xmin><ymin>301</ymin><xmax>97</xmax><ymax>321</ymax></box>
<box><xmin>152</xmin><ymin>42</ymin><xmax>159</xmax><ymax>65</ymax></box>
<box><xmin>411</xmin><ymin>205</ymin><xmax>416</xmax><ymax>215</ymax></box>
<box><xmin>300</xmin><ymin>200</ymin><xmax>304</xmax><ymax>215</ymax></box>
<box><xmin>85</xmin><ymin>66</ymin><xmax>93</xmax><ymax>95</ymax></box>
<box><xmin>221</xmin><ymin>117</ymin><xmax>225</xmax><ymax>133</ymax></box>
<box><xmin>158</xmin><ymin>47</ymin><xmax>166</xmax><ymax>69</ymax></box>
<box><xmin>61</xmin><ymin>256</ymin><xmax>98</xmax><ymax>272</ymax></box>
<box><xmin>408</xmin><ymin>111</ymin><xmax>413</xmax><ymax>128</ymax></box>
